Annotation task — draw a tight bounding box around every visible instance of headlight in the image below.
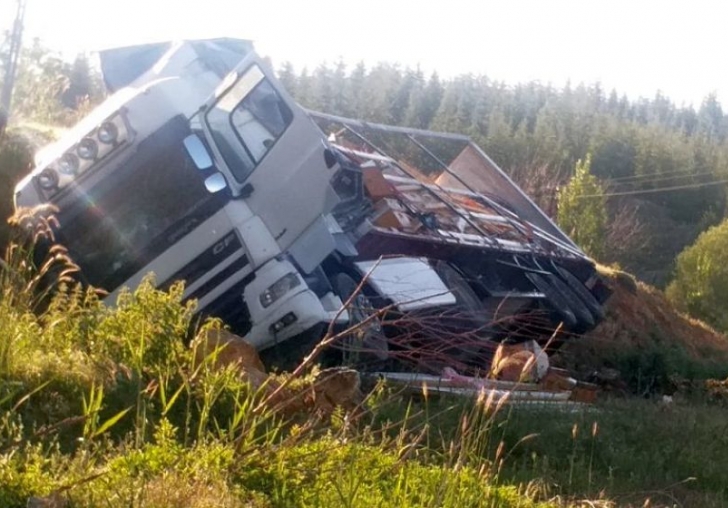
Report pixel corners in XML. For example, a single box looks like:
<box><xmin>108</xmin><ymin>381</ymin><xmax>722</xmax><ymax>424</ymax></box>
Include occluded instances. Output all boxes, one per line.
<box><xmin>77</xmin><ymin>138</ymin><xmax>98</xmax><ymax>160</ymax></box>
<box><xmin>259</xmin><ymin>273</ymin><xmax>301</xmax><ymax>308</ymax></box>
<box><xmin>98</xmin><ymin>121</ymin><xmax>119</xmax><ymax>144</ymax></box>
<box><xmin>58</xmin><ymin>153</ymin><xmax>80</xmax><ymax>176</ymax></box>
<box><xmin>41</xmin><ymin>113</ymin><xmax>129</xmax><ymax>194</ymax></box>
<box><xmin>37</xmin><ymin>168</ymin><xmax>59</xmax><ymax>190</ymax></box>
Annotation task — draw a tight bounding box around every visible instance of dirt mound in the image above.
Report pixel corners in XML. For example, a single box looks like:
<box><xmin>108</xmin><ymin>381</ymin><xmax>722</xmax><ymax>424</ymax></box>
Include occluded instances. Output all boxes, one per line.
<box><xmin>553</xmin><ymin>265</ymin><xmax>728</xmax><ymax>392</ymax></box>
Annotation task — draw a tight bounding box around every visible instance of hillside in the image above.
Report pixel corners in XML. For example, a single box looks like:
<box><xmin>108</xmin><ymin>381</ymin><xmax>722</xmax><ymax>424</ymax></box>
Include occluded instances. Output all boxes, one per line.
<box><xmin>554</xmin><ymin>265</ymin><xmax>728</xmax><ymax>393</ymax></box>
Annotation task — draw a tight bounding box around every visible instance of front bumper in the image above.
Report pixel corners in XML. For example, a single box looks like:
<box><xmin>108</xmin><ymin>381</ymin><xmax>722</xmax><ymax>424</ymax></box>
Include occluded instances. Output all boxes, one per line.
<box><xmin>243</xmin><ymin>258</ymin><xmax>347</xmax><ymax>349</ymax></box>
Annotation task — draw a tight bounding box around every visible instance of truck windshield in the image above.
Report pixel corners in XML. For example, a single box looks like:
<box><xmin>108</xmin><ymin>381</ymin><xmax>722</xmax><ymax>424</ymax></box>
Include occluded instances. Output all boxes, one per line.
<box><xmin>57</xmin><ymin>126</ymin><xmax>224</xmax><ymax>291</ymax></box>
<box><xmin>205</xmin><ymin>64</ymin><xmax>293</xmax><ymax>182</ymax></box>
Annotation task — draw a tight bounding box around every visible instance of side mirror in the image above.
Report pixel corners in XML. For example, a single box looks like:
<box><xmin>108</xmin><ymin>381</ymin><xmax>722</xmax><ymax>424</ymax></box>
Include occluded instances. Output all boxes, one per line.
<box><xmin>183</xmin><ymin>134</ymin><xmax>213</xmax><ymax>170</ymax></box>
<box><xmin>204</xmin><ymin>173</ymin><xmax>228</xmax><ymax>193</ymax></box>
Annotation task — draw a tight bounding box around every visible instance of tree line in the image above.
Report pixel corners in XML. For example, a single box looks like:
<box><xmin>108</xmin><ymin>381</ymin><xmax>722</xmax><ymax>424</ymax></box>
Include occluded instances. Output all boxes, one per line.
<box><xmin>1</xmin><ymin>38</ymin><xmax>104</xmax><ymax>125</ymax></box>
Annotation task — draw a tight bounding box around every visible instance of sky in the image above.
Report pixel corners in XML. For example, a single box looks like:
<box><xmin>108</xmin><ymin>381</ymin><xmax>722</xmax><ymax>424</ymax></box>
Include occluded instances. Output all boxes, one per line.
<box><xmin>2</xmin><ymin>0</ymin><xmax>727</xmax><ymax>107</ymax></box>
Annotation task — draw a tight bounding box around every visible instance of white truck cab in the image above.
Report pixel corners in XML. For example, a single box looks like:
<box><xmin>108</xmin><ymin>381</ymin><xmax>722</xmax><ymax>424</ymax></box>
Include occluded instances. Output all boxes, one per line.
<box><xmin>14</xmin><ymin>39</ymin><xmax>351</xmax><ymax>349</ymax></box>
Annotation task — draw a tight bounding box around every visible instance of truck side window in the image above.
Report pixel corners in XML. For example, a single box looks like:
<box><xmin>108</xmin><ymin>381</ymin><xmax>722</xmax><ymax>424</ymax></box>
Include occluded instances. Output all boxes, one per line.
<box><xmin>231</xmin><ymin>80</ymin><xmax>292</xmax><ymax>162</ymax></box>
<box><xmin>205</xmin><ymin>65</ymin><xmax>293</xmax><ymax>182</ymax></box>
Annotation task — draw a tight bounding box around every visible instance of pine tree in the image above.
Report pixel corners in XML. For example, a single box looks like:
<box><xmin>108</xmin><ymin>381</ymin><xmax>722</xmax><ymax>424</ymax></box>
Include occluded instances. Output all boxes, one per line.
<box><xmin>404</xmin><ymin>72</ymin><xmax>441</xmax><ymax>129</ymax></box>
<box><xmin>358</xmin><ymin>63</ymin><xmax>402</xmax><ymax>123</ymax></box>
<box><xmin>60</xmin><ymin>53</ymin><xmax>99</xmax><ymax>110</ymax></box>
<box><xmin>330</xmin><ymin>59</ymin><xmax>349</xmax><ymax>117</ymax></box>
<box><xmin>277</xmin><ymin>61</ymin><xmax>298</xmax><ymax>97</ymax></box>
<box><xmin>310</xmin><ymin>63</ymin><xmax>335</xmax><ymax>112</ymax></box>
<box><xmin>556</xmin><ymin>155</ymin><xmax>607</xmax><ymax>259</ymax></box>
<box><xmin>389</xmin><ymin>67</ymin><xmax>421</xmax><ymax>125</ymax></box>
<box><xmin>345</xmin><ymin>61</ymin><xmax>367</xmax><ymax>117</ymax></box>
<box><xmin>698</xmin><ymin>92</ymin><xmax>724</xmax><ymax>140</ymax></box>
<box><xmin>295</xmin><ymin>68</ymin><xmax>314</xmax><ymax>108</ymax></box>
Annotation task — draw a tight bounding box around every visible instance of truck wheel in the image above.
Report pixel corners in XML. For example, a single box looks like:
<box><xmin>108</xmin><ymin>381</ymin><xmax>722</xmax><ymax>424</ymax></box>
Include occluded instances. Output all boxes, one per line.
<box><xmin>433</xmin><ymin>261</ymin><xmax>494</xmax><ymax>364</ymax></box>
<box><xmin>526</xmin><ymin>272</ymin><xmax>578</xmax><ymax>330</ymax></box>
<box><xmin>547</xmin><ymin>274</ymin><xmax>596</xmax><ymax>332</ymax></box>
<box><xmin>554</xmin><ymin>264</ymin><xmax>605</xmax><ymax>321</ymax></box>
<box><xmin>331</xmin><ymin>273</ymin><xmax>389</xmax><ymax>369</ymax></box>
<box><xmin>434</xmin><ymin>261</ymin><xmax>484</xmax><ymax>315</ymax></box>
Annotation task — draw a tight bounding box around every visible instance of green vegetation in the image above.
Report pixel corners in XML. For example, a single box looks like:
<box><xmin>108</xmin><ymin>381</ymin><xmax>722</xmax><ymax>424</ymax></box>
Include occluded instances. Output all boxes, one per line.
<box><xmin>667</xmin><ymin>220</ymin><xmax>728</xmax><ymax>332</ymax></box>
<box><xmin>2</xmin><ymin>38</ymin><xmax>104</xmax><ymax>126</ymax></box>
<box><xmin>0</xmin><ymin>231</ymin><xmax>558</xmax><ymax>507</ymax></box>
<box><xmin>497</xmin><ymin>399</ymin><xmax>728</xmax><ymax>507</ymax></box>
<box><xmin>0</xmin><ymin>131</ymin><xmax>33</xmax><ymax>251</ymax></box>
<box><xmin>374</xmin><ymin>395</ymin><xmax>728</xmax><ymax>507</ymax></box>
<box><xmin>556</xmin><ymin>155</ymin><xmax>607</xmax><ymax>259</ymax></box>
<box><xmin>0</xmin><ymin>228</ymin><xmax>724</xmax><ymax>506</ymax></box>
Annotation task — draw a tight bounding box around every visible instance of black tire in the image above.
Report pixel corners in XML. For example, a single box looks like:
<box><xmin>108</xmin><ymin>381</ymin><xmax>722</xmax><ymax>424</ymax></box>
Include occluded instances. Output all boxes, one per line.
<box><xmin>330</xmin><ymin>273</ymin><xmax>389</xmax><ymax>369</ymax></box>
<box><xmin>432</xmin><ymin>261</ymin><xmax>495</xmax><ymax>364</ymax></box>
<box><xmin>434</xmin><ymin>261</ymin><xmax>485</xmax><ymax>314</ymax></box>
<box><xmin>526</xmin><ymin>272</ymin><xmax>578</xmax><ymax>329</ymax></box>
<box><xmin>434</xmin><ymin>262</ymin><xmax>493</xmax><ymax>329</ymax></box>
<box><xmin>547</xmin><ymin>274</ymin><xmax>595</xmax><ymax>332</ymax></box>
<box><xmin>554</xmin><ymin>264</ymin><xmax>605</xmax><ymax>321</ymax></box>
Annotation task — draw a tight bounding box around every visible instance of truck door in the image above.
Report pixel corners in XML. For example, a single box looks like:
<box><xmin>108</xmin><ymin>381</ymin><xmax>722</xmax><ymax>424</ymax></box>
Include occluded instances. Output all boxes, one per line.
<box><xmin>202</xmin><ymin>53</ymin><xmax>339</xmax><ymax>250</ymax></box>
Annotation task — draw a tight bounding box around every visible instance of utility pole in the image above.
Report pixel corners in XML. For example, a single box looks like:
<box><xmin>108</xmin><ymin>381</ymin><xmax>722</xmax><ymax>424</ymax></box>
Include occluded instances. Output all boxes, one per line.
<box><xmin>1</xmin><ymin>0</ymin><xmax>27</xmax><ymax>116</ymax></box>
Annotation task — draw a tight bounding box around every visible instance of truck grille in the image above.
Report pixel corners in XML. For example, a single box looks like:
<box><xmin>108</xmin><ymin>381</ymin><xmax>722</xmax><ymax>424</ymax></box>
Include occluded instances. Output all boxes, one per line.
<box><xmin>186</xmin><ymin>254</ymin><xmax>250</xmax><ymax>302</ymax></box>
<box><xmin>158</xmin><ymin>230</ymin><xmax>243</xmax><ymax>291</ymax></box>
<box><xmin>197</xmin><ymin>273</ymin><xmax>256</xmax><ymax>337</ymax></box>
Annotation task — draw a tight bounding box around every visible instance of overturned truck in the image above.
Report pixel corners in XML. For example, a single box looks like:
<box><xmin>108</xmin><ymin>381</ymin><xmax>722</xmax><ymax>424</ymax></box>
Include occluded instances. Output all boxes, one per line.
<box><xmin>14</xmin><ymin>39</ymin><xmax>609</xmax><ymax>372</ymax></box>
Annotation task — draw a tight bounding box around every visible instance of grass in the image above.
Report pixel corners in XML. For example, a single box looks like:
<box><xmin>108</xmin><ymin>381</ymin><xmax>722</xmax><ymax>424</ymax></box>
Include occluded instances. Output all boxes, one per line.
<box><xmin>369</xmin><ymin>392</ymin><xmax>728</xmax><ymax>507</ymax></box>
<box><xmin>0</xmin><ymin>230</ymin><xmax>555</xmax><ymax>507</ymax></box>
<box><xmin>557</xmin><ymin>262</ymin><xmax>728</xmax><ymax>398</ymax></box>
<box><xmin>2</xmin><ymin>234</ymin><xmax>728</xmax><ymax>507</ymax></box>
<box><xmin>497</xmin><ymin>399</ymin><xmax>728</xmax><ymax>506</ymax></box>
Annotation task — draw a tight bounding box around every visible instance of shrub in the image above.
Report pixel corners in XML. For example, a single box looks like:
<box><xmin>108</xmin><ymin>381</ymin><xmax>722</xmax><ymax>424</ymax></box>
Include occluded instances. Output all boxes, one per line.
<box><xmin>0</xmin><ymin>132</ymin><xmax>34</xmax><ymax>252</ymax></box>
<box><xmin>93</xmin><ymin>275</ymin><xmax>194</xmax><ymax>379</ymax></box>
<box><xmin>667</xmin><ymin>219</ymin><xmax>728</xmax><ymax>331</ymax></box>
<box><xmin>557</xmin><ymin>155</ymin><xmax>607</xmax><ymax>259</ymax></box>
<box><xmin>249</xmin><ymin>437</ymin><xmax>538</xmax><ymax>508</ymax></box>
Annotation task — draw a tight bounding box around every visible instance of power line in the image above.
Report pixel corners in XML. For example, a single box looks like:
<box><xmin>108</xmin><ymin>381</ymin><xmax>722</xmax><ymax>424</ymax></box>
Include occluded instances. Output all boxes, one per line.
<box><xmin>611</xmin><ymin>171</ymin><xmax>720</xmax><ymax>188</ymax></box>
<box><xmin>604</xmin><ymin>167</ymin><xmax>724</xmax><ymax>185</ymax></box>
<box><xmin>530</xmin><ymin>176</ymin><xmax>726</xmax><ymax>199</ymax></box>
<box><xmin>607</xmin><ymin>168</ymin><xmax>704</xmax><ymax>183</ymax></box>
<box><xmin>578</xmin><ymin>177</ymin><xmax>728</xmax><ymax>199</ymax></box>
